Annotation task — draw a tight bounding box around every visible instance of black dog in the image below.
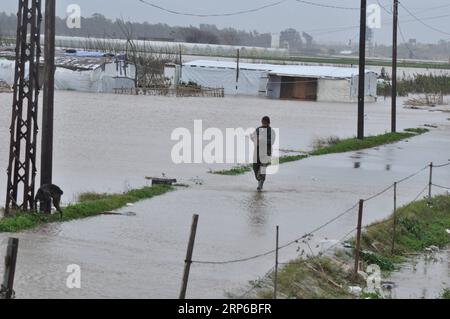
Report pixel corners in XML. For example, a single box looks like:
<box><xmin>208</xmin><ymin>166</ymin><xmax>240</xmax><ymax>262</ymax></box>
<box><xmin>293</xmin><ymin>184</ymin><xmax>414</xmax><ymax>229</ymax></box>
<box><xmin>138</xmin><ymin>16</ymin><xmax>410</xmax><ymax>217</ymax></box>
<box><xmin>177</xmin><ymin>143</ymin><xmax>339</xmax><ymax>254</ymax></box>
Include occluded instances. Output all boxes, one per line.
<box><xmin>35</xmin><ymin>184</ymin><xmax>64</xmax><ymax>218</ymax></box>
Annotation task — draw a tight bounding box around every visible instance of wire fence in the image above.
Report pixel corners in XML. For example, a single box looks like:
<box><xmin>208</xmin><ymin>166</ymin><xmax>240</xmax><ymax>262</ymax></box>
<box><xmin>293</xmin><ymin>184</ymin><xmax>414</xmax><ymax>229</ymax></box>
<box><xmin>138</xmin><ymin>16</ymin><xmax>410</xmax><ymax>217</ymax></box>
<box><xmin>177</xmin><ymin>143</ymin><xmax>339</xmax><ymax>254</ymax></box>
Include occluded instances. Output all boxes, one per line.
<box><xmin>179</xmin><ymin>159</ymin><xmax>450</xmax><ymax>299</ymax></box>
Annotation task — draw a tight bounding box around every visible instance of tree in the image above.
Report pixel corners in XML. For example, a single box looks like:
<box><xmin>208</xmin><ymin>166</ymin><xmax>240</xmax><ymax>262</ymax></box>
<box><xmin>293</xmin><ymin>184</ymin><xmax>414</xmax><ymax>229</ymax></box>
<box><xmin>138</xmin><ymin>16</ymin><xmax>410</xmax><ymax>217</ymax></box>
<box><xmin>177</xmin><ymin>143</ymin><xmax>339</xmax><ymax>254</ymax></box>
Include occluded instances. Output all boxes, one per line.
<box><xmin>280</xmin><ymin>28</ymin><xmax>303</xmax><ymax>52</ymax></box>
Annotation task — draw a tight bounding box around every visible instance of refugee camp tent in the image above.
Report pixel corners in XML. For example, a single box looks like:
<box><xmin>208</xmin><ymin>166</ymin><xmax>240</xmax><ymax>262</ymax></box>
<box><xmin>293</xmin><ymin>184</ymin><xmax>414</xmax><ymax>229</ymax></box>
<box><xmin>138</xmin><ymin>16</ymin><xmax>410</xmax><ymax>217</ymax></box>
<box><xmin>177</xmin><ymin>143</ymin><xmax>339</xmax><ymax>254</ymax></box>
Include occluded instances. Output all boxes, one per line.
<box><xmin>177</xmin><ymin>60</ymin><xmax>377</xmax><ymax>102</ymax></box>
<box><xmin>0</xmin><ymin>55</ymin><xmax>136</xmax><ymax>93</ymax></box>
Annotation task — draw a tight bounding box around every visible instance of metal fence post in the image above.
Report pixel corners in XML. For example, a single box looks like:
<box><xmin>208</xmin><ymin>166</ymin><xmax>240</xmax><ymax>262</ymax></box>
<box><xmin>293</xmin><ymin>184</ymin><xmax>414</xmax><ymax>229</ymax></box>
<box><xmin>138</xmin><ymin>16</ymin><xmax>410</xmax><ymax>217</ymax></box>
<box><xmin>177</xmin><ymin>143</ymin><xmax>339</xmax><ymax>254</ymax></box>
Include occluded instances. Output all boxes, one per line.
<box><xmin>179</xmin><ymin>214</ymin><xmax>199</xmax><ymax>299</ymax></box>
<box><xmin>1</xmin><ymin>238</ymin><xmax>19</xmax><ymax>299</ymax></box>
<box><xmin>354</xmin><ymin>200</ymin><xmax>364</xmax><ymax>278</ymax></box>
<box><xmin>273</xmin><ymin>225</ymin><xmax>279</xmax><ymax>299</ymax></box>
<box><xmin>391</xmin><ymin>182</ymin><xmax>397</xmax><ymax>255</ymax></box>
<box><xmin>428</xmin><ymin>162</ymin><xmax>433</xmax><ymax>199</ymax></box>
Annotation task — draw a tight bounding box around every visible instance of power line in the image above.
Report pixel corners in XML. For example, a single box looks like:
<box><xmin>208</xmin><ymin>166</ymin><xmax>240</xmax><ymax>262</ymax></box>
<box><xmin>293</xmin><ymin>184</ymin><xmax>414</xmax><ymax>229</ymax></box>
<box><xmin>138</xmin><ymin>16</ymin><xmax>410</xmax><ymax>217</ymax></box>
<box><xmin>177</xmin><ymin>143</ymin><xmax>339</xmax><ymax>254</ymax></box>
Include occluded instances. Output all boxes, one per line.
<box><xmin>302</xmin><ymin>12</ymin><xmax>450</xmax><ymax>39</ymax></box>
<box><xmin>399</xmin><ymin>2</ymin><xmax>450</xmax><ymax>37</ymax></box>
<box><xmin>295</xmin><ymin>0</ymin><xmax>358</xmax><ymax>10</ymax></box>
<box><xmin>138</xmin><ymin>0</ymin><xmax>289</xmax><ymax>17</ymax></box>
<box><xmin>398</xmin><ymin>22</ymin><xmax>417</xmax><ymax>58</ymax></box>
<box><xmin>408</xmin><ymin>3</ymin><xmax>450</xmax><ymax>15</ymax></box>
<box><xmin>376</xmin><ymin>0</ymin><xmax>391</xmax><ymax>14</ymax></box>
<box><xmin>378</xmin><ymin>0</ymin><xmax>450</xmax><ymax>15</ymax></box>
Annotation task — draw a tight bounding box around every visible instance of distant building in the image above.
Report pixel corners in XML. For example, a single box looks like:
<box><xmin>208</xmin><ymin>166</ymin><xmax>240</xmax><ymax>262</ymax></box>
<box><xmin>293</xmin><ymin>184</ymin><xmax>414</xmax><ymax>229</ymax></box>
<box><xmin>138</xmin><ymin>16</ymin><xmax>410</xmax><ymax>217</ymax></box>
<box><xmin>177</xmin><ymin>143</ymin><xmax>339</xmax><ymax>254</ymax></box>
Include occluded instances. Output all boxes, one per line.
<box><xmin>408</xmin><ymin>39</ymin><xmax>417</xmax><ymax>47</ymax></box>
<box><xmin>271</xmin><ymin>33</ymin><xmax>280</xmax><ymax>49</ymax></box>
<box><xmin>169</xmin><ymin>60</ymin><xmax>377</xmax><ymax>103</ymax></box>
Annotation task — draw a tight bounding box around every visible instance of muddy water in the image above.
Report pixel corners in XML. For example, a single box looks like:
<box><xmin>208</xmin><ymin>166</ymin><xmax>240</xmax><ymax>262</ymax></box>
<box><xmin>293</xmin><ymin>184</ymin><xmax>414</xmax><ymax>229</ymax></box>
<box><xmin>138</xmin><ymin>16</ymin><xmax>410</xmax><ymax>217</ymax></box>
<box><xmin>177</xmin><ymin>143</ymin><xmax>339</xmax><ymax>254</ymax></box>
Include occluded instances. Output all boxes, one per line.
<box><xmin>388</xmin><ymin>250</ymin><xmax>450</xmax><ymax>299</ymax></box>
<box><xmin>0</xmin><ymin>91</ymin><xmax>449</xmax><ymax>298</ymax></box>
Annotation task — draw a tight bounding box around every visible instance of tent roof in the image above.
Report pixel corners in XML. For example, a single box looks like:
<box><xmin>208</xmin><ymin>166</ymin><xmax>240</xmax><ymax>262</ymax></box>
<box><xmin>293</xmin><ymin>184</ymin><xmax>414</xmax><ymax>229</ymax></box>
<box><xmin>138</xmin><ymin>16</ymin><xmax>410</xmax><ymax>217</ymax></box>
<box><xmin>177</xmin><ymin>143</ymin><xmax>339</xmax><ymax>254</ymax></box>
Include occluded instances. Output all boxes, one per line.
<box><xmin>183</xmin><ymin>60</ymin><xmax>376</xmax><ymax>79</ymax></box>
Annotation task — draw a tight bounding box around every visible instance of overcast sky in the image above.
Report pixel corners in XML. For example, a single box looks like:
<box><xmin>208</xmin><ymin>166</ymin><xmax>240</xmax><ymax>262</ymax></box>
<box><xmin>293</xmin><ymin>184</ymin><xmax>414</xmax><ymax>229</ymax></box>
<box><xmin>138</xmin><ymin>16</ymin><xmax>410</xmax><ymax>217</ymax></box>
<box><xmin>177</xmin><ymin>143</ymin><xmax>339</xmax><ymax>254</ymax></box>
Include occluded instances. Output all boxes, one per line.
<box><xmin>2</xmin><ymin>0</ymin><xmax>450</xmax><ymax>44</ymax></box>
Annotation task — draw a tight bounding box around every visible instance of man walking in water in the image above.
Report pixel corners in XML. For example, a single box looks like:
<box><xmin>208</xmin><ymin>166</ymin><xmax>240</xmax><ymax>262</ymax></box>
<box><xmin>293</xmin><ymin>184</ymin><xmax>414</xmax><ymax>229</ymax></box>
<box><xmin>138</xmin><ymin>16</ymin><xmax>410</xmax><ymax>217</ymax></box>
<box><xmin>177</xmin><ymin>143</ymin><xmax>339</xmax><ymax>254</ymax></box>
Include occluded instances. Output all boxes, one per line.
<box><xmin>250</xmin><ymin>116</ymin><xmax>276</xmax><ymax>191</ymax></box>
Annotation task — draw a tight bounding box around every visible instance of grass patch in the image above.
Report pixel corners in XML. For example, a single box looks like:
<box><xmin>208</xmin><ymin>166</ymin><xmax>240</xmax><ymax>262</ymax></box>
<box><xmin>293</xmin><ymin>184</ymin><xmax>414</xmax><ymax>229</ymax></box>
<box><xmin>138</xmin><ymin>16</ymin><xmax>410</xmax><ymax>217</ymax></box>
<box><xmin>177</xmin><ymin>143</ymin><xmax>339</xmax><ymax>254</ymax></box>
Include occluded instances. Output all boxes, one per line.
<box><xmin>212</xmin><ymin>128</ymin><xmax>428</xmax><ymax>176</ymax></box>
<box><xmin>361</xmin><ymin>195</ymin><xmax>450</xmax><ymax>259</ymax></box>
<box><xmin>312</xmin><ymin>136</ymin><xmax>341</xmax><ymax>151</ymax></box>
<box><xmin>77</xmin><ymin>192</ymin><xmax>108</xmax><ymax>202</ymax></box>
<box><xmin>279</xmin><ymin>154</ymin><xmax>309</xmax><ymax>164</ymax></box>
<box><xmin>441</xmin><ymin>288</ymin><xmax>450</xmax><ymax>299</ymax></box>
<box><xmin>255</xmin><ymin>257</ymin><xmax>355</xmax><ymax>299</ymax></box>
<box><xmin>248</xmin><ymin>194</ymin><xmax>450</xmax><ymax>299</ymax></box>
<box><xmin>213</xmin><ymin>165</ymin><xmax>252</xmax><ymax>176</ymax></box>
<box><xmin>404</xmin><ymin>127</ymin><xmax>430</xmax><ymax>134</ymax></box>
<box><xmin>309</xmin><ymin>131</ymin><xmax>421</xmax><ymax>156</ymax></box>
<box><xmin>0</xmin><ymin>185</ymin><xmax>174</xmax><ymax>233</ymax></box>
<box><xmin>213</xmin><ymin>154</ymin><xmax>310</xmax><ymax>175</ymax></box>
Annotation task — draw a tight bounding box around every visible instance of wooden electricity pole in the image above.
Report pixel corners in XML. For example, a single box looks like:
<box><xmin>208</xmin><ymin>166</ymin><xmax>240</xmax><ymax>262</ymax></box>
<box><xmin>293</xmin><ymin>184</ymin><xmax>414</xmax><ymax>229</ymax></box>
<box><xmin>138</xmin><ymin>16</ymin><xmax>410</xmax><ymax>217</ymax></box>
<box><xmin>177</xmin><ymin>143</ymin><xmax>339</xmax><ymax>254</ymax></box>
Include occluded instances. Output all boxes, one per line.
<box><xmin>1</xmin><ymin>238</ymin><xmax>19</xmax><ymax>299</ymax></box>
<box><xmin>40</xmin><ymin>0</ymin><xmax>56</xmax><ymax>211</ymax></box>
<box><xmin>357</xmin><ymin>0</ymin><xmax>367</xmax><ymax>140</ymax></box>
<box><xmin>179</xmin><ymin>214</ymin><xmax>199</xmax><ymax>299</ymax></box>
<box><xmin>391</xmin><ymin>0</ymin><xmax>399</xmax><ymax>133</ymax></box>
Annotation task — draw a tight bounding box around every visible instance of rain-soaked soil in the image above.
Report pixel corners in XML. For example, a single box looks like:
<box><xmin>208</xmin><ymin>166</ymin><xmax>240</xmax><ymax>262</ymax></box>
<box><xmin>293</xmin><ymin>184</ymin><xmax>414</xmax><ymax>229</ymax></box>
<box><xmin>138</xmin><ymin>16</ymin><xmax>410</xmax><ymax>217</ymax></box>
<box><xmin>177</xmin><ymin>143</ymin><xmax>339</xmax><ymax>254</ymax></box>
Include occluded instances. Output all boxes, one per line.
<box><xmin>0</xmin><ymin>91</ymin><xmax>449</xmax><ymax>298</ymax></box>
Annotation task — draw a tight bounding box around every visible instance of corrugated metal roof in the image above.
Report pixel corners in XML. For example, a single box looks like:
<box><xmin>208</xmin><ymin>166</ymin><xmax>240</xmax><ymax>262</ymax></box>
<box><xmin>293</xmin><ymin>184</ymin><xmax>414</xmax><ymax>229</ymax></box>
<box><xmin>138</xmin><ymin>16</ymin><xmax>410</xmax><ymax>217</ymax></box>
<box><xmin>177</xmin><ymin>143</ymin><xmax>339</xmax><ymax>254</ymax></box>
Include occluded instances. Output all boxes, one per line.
<box><xmin>184</xmin><ymin>60</ymin><xmax>376</xmax><ymax>79</ymax></box>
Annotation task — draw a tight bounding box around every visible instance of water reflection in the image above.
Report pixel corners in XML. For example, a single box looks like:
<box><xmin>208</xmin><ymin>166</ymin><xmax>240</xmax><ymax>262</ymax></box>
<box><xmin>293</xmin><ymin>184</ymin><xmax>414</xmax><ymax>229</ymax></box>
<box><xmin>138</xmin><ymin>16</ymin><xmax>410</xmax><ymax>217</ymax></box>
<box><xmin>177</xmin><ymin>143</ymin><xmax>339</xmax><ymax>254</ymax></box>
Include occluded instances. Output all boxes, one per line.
<box><xmin>242</xmin><ymin>191</ymin><xmax>270</xmax><ymax>231</ymax></box>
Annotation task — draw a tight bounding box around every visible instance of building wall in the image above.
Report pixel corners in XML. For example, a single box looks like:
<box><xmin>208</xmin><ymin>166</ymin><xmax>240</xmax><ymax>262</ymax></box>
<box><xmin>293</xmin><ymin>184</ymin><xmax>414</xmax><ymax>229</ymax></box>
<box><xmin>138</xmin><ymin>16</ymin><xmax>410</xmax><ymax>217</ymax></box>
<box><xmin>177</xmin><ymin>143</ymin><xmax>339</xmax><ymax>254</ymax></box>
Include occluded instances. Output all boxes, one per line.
<box><xmin>181</xmin><ymin>65</ymin><xmax>267</xmax><ymax>95</ymax></box>
<box><xmin>350</xmin><ymin>73</ymin><xmax>377</xmax><ymax>100</ymax></box>
<box><xmin>317</xmin><ymin>77</ymin><xmax>377</xmax><ymax>103</ymax></box>
<box><xmin>266</xmin><ymin>75</ymin><xmax>281</xmax><ymax>99</ymax></box>
<box><xmin>317</xmin><ymin>79</ymin><xmax>352</xmax><ymax>102</ymax></box>
<box><xmin>164</xmin><ymin>64</ymin><xmax>182</xmax><ymax>87</ymax></box>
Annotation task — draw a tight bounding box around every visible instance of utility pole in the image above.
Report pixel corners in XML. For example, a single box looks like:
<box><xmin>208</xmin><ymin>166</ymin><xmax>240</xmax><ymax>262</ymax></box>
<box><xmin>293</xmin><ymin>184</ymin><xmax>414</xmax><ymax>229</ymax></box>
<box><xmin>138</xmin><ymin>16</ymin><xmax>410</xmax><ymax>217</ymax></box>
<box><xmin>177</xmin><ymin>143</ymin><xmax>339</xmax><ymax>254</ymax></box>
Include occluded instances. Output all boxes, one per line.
<box><xmin>236</xmin><ymin>49</ymin><xmax>240</xmax><ymax>93</ymax></box>
<box><xmin>179</xmin><ymin>44</ymin><xmax>183</xmax><ymax>82</ymax></box>
<box><xmin>40</xmin><ymin>0</ymin><xmax>56</xmax><ymax>211</ymax></box>
<box><xmin>391</xmin><ymin>0</ymin><xmax>399</xmax><ymax>133</ymax></box>
<box><xmin>5</xmin><ymin>0</ymin><xmax>42</xmax><ymax>215</ymax></box>
<box><xmin>357</xmin><ymin>0</ymin><xmax>367</xmax><ymax>140</ymax></box>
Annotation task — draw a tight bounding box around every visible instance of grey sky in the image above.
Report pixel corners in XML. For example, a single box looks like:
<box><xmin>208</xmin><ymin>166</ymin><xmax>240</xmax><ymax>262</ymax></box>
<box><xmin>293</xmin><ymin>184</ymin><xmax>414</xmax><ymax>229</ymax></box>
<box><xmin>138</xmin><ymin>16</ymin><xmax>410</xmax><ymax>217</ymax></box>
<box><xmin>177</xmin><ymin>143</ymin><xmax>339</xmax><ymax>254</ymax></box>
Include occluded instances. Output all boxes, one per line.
<box><xmin>2</xmin><ymin>0</ymin><xmax>450</xmax><ymax>44</ymax></box>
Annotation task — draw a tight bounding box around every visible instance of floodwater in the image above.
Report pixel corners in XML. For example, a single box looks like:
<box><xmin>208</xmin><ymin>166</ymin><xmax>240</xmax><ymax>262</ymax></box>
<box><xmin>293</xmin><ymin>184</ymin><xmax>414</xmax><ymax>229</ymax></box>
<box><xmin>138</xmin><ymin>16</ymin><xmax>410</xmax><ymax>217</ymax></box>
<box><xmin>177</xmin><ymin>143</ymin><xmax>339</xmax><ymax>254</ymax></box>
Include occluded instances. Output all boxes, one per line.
<box><xmin>0</xmin><ymin>91</ymin><xmax>449</xmax><ymax>298</ymax></box>
<box><xmin>387</xmin><ymin>250</ymin><xmax>450</xmax><ymax>299</ymax></box>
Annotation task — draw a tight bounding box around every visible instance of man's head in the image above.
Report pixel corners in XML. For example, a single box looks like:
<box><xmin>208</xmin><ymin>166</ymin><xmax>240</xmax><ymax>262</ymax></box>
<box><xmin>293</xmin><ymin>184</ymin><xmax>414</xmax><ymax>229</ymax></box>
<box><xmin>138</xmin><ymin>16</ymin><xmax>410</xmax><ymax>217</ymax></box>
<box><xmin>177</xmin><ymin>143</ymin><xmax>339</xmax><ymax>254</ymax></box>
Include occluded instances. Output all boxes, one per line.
<box><xmin>261</xmin><ymin>116</ymin><xmax>271</xmax><ymax>127</ymax></box>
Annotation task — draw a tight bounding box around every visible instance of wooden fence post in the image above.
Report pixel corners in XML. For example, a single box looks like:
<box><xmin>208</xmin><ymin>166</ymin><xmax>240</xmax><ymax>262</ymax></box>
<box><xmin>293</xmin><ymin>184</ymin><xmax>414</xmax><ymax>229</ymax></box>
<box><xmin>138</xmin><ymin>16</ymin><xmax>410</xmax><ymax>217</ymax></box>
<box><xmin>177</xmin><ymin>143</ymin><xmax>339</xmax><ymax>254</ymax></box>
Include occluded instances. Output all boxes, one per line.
<box><xmin>273</xmin><ymin>225</ymin><xmax>279</xmax><ymax>299</ymax></box>
<box><xmin>1</xmin><ymin>238</ymin><xmax>19</xmax><ymax>299</ymax></box>
<box><xmin>179</xmin><ymin>214</ymin><xmax>199</xmax><ymax>299</ymax></box>
<box><xmin>353</xmin><ymin>200</ymin><xmax>364</xmax><ymax>278</ymax></box>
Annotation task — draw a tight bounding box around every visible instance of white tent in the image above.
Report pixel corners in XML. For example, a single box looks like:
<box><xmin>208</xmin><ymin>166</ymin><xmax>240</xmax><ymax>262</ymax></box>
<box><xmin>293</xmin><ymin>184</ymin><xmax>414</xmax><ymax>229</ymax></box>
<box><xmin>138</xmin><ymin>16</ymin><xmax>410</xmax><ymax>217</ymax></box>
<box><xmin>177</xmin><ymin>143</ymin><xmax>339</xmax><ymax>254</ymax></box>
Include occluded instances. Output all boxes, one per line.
<box><xmin>0</xmin><ymin>59</ymin><xmax>16</xmax><ymax>85</ymax></box>
<box><xmin>0</xmin><ymin>58</ymin><xmax>136</xmax><ymax>93</ymax></box>
<box><xmin>179</xmin><ymin>60</ymin><xmax>378</xmax><ymax>102</ymax></box>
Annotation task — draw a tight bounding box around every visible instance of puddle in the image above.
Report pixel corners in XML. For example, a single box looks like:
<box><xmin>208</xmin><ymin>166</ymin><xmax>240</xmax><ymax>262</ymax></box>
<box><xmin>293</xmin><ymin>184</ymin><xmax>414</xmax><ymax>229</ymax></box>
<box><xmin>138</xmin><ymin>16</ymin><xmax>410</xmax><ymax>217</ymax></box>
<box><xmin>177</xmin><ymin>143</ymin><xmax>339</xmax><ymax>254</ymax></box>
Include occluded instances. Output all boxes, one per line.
<box><xmin>387</xmin><ymin>249</ymin><xmax>450</xmax><ymax>299</ymax></box>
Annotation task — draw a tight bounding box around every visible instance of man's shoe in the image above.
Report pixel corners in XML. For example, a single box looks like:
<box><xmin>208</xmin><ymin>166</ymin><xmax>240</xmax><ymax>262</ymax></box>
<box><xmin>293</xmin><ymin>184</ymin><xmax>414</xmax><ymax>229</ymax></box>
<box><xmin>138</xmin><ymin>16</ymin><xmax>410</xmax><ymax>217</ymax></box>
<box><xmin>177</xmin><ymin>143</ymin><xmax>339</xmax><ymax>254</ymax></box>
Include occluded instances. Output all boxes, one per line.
<box><xmin>257</xmin><ymin>180</ymin><xmax>264</xmax><ymax>191</ymax></box>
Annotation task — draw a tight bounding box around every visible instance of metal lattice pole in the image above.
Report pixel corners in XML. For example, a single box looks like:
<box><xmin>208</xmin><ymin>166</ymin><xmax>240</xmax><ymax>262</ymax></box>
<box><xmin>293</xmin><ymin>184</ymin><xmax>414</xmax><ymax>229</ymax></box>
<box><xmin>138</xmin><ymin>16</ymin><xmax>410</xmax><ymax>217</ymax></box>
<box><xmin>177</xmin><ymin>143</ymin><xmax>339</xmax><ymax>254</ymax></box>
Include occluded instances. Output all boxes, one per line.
<box><xmin>5</xmin><ymin>0</ymin><xmax>42</xmax><ymax>215</ymax></box>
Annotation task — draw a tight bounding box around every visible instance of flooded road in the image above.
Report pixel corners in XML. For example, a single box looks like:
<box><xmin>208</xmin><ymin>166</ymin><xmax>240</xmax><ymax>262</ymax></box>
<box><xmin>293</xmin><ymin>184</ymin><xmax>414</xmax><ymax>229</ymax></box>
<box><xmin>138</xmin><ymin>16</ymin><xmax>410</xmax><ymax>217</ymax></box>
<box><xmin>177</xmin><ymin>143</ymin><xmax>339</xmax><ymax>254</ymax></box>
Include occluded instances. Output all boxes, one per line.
<box><xmin>0</xmin><ymin>91</ymin><xmax>449</xmax><ymax>298</ymax></box>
